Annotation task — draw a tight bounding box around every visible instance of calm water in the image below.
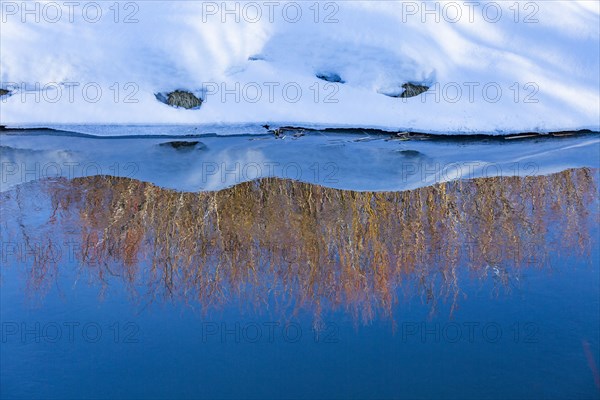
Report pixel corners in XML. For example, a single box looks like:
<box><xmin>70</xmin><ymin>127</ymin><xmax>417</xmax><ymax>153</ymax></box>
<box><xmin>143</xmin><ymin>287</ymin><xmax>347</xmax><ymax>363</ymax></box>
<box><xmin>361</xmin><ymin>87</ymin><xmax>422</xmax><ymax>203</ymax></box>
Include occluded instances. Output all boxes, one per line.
<box><xmin>1</xmin><ymin>169</ymin><xmax>599</xmax><ymax>399</ymax></box>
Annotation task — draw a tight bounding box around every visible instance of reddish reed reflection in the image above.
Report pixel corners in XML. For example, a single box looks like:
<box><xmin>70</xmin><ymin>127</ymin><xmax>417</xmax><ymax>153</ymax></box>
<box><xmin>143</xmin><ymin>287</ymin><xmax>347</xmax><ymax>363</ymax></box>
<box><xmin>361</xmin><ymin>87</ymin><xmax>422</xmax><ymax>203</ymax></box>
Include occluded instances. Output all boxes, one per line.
<box><xmin>2</xmin><ymin>168</ymin><xmax>598</xmax><ymax>325</ymax></box>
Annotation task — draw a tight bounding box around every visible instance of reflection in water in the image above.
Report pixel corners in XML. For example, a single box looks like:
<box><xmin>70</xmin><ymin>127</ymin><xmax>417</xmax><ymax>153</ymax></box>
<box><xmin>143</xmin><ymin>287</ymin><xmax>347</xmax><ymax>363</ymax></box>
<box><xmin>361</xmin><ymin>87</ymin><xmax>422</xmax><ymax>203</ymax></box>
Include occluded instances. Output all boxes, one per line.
<box><xmin>1</xmin><ymin>168</ymin><xmax>598</xmax><ymax>325</ymax></box>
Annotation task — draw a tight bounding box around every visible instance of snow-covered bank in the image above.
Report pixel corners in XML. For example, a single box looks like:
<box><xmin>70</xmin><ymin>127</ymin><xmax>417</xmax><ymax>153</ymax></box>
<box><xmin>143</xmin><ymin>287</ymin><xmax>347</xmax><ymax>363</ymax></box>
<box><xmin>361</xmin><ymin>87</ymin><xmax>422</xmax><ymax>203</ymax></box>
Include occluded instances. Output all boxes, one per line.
<box><xmin>1</xmin><ymin>1</ymin><xmax>599</xmax><ymax>132</ymax></box>
<box><xmin>1</xmin><ymin>129</ymin><xmax>598</xmax><ymax>192</ymax></box>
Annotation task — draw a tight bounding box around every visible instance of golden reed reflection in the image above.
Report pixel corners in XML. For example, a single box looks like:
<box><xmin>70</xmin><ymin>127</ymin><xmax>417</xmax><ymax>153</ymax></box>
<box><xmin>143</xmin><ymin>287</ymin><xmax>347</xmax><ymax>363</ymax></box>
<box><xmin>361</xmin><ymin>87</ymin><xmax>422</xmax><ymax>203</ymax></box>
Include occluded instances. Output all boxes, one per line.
<box><xmin>2</xmin><ymin>168</ymin><xmax>598</xmax><ymax>324</ymax></box>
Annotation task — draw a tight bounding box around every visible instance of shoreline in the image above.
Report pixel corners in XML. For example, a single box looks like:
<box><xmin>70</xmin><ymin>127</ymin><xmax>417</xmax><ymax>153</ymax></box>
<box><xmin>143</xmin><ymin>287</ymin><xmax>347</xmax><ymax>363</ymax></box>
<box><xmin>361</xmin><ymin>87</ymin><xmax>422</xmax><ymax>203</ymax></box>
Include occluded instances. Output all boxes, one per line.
<box><xmin>1</xmin><ymin>124</ymin><xmax>598</xmax><ymax>142</ymax></box>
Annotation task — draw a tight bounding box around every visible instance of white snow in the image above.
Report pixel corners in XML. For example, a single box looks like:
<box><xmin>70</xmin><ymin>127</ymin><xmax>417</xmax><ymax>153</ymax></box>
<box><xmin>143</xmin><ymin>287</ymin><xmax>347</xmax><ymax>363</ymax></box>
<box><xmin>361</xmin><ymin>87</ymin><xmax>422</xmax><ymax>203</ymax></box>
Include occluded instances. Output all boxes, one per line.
<box><xmin>1</xmin><ymin>1</ymin><xmax>599</xmax><ymax>133</ymax></box>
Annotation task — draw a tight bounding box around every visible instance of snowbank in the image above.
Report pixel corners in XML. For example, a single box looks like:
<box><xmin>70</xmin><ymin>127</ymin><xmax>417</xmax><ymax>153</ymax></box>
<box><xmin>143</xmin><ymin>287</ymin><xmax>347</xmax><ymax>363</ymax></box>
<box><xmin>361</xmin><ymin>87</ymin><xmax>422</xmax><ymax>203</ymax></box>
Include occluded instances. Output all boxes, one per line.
<box><xmin>1</xmin><ymin>1</ymin><xmax>599</xmax><ymax>133</ymax></box>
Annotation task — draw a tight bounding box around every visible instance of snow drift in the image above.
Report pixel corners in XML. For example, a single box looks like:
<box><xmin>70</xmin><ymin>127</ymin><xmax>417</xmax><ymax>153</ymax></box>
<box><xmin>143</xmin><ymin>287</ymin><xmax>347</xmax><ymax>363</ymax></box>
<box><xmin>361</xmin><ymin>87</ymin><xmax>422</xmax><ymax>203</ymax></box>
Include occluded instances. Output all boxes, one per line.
<box><xmin>0</xmin><ymin>1</ymin><xmax>599</xmax><ymax>133</ymax></box>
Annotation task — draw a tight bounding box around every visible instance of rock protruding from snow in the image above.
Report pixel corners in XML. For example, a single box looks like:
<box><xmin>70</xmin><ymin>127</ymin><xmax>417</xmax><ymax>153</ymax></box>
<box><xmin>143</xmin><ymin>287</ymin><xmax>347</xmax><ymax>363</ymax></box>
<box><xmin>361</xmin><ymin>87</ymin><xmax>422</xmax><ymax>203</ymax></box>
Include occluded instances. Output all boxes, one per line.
<box><xmin>0</xmin><ymin>89</ymin><xmax>9</xmax><ymax>97</ymax></box>
<box><xmin>378</xmin><ymin>83</ymin><xmax>430</xmax><ymax>98</ymax></box>
<box><xmin>156</xmin><ymin>90</ymin><xmax>202</xmax><ymax>109</ymax></box>
<box><xmin>316</xmin><ymin>73</ymin><xmax>345</xmax><ymax>84</ymax></box>
<box><xmin>167</xmin><ymin>90</ymin><xmax>202</xmax><ymax>109</ymax></box>
<box><xmin>400</xmin><ymin>83</ymin><xmax>429</xmax><ymax>98</ymax></box>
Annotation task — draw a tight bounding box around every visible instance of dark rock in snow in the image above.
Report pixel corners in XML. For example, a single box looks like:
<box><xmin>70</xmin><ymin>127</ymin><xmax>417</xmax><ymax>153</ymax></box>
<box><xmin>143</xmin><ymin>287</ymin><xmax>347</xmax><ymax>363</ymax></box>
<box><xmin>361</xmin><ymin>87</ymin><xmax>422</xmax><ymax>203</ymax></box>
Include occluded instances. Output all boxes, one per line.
<box><xmin>316</xmin><ymin>73</ymin><xmax>345</xmax><ymax>83</ymax></box>
<box><xmin>156</xmin><ymin>90</ymin><xmax>202</xmax><ymax>109</ymax></box>
<box><xmin>400</xmin><ymin>83</ymin><xmax>429</xmax><ymax>98</ymax></box>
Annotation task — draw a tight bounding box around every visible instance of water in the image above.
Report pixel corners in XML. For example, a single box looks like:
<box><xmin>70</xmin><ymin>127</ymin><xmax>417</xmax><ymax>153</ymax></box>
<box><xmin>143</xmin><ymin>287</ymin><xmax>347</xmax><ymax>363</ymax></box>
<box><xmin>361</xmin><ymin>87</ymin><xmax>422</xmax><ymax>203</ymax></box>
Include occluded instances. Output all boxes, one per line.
<box><xmin>1</xmin><ymin>132</ymin><xmax>599</xmax><ymax>399</ymax></box>
<box><xmin>1</xmin><ymin>129</ymin><xmax>599</xmax><ymax>192</ymax></box>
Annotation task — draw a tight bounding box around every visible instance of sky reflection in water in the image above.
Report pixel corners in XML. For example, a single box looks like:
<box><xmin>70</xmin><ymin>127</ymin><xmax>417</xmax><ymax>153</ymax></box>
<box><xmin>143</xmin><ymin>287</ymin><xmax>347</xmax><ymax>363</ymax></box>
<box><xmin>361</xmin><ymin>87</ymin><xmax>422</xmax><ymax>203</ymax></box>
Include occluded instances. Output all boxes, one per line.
<box><xmin>1</xmin><ymin>168</ymin><xmax>599</xmax><ymax>399</ymax></box>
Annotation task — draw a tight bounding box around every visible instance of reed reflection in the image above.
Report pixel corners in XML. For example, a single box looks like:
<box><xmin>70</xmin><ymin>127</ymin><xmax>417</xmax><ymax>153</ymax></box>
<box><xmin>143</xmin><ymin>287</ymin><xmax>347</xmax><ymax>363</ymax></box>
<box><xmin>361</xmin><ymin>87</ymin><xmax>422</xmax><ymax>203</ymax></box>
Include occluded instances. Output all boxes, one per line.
<box><xmin>2</xmin><ymin>168</ymin><xmax>598</xmax><ymax>325</ymax></box>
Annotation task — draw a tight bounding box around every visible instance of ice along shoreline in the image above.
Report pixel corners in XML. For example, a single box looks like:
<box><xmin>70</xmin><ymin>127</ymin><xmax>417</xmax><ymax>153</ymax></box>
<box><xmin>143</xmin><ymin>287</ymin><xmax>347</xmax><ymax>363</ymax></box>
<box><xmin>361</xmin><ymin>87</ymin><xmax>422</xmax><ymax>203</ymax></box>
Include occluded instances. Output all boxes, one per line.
<box><xmin>1</xmin><ymin>126</ymin><xmax>599</xmax><ymax>193</ymax></box>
